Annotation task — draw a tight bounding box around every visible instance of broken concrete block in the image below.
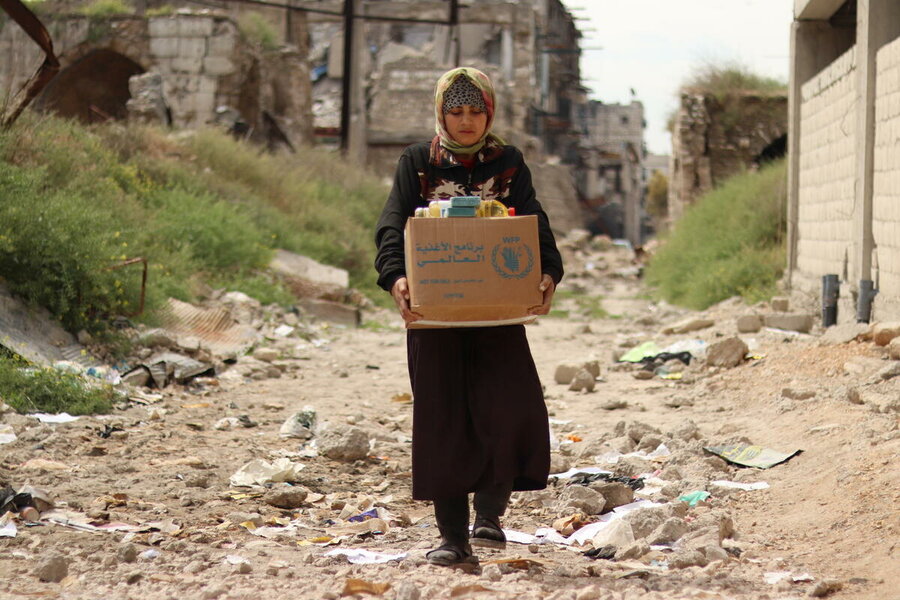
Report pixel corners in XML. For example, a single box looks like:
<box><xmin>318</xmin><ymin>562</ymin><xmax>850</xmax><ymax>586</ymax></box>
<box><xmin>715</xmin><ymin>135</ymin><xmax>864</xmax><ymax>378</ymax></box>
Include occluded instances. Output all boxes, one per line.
<box><xmin>648</xmin><ymin>517</ymin><xmax>689</xmax><ymax>544</ymax></box>
<box><xmin>781</xmin><ymin>388</ymin><xmax>816</xmax><ymax>400</ymax></box>
<box><xmin>554</xmin><ymin>363</ymin><xmax>580</xmax><ymax>384</ymax></box>
<box><xmin>661</xmin><ymin>317</ymin><xmax>714</xmax><ymax>335</ymax></box>
<box><xmin>252</xmin><ymin>347</ymin><xmax>279</xmax><ymax>363</ymax></box>
<box><xmin>264</xmin><ymin>485</ymin><xmax>308</xmax><ymax>509</ymax></box>
<box><xmin>34</xmin><ymin>554</ymin><xmax>68</xmax><ymax>582</ymax></box>
<box><xmin>589</xmin><ymin>482</ymin><xmax>634</xmax><ymax>512</ymax></box>
<box><xmin>819</xmin><ymin>322</ymin><xmax>868</xmax><ymax>345</ymax></box>
<box><xmin>705</xmin><ymin>337</ymin><xmax>748</xmax><ymax>368</ymax></box>
<box><xmin>872</xmin><ymin>321</ymin><xmax>900</xmax><ymax>346</ymax></box>
<box><xmin>764</xmin><ymin>313</ymin><xmax>813</xmax><ymax>333</ymax></box>
<box><xmin>317</xmin><ymin>425</ymin><xmax>370</xmax><ymax>461</ymax></box>
<box><xmin>121</xmin><ymin>366</ymin><xmax>151</xmax><ymax>388</ymax></box>
<box><xmin>736</xmin><ymin>314</ymin><xmax>762</xmax><ymax>333</ymax></box>
<box><xmin>299</xmin><ymin>299</ymin><xmax>360</xmax><ymax>328</ymax></box>
<box><xmin>568</xmin><ymin>369</ymin><xmax>595</xmax><ymax>392</ymax></box>
<box><xmin>556</xmin><ymin>485</ymin><xmax>606</xmax><ymax>515</ymax></box>
<box><xmin>270</xmin><ymin>249</ymin><xmax>349</xmax><ymax>292</ymax></box>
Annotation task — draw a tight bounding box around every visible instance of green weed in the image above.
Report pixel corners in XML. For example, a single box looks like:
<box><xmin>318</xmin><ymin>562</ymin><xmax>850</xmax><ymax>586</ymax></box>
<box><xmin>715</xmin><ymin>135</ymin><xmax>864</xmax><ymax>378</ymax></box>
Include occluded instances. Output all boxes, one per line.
<box><xmin>79</xmin><ymin>0</ymin><xmax>133</xmax><ymax>18</ymax></box>
<box><xmin>237</xmin><ymin>12</ymin><xmax>279</xmax><ymax>51</ymax></box>
<box><xmin>0</xmin><ymin>356</ymin><xmax>115</xmax><ymax>415</ymax></box>
<box><xmin>645</xmin><ymin>160</ymin><xmax>786</xmax><ymax>309</ymax></box>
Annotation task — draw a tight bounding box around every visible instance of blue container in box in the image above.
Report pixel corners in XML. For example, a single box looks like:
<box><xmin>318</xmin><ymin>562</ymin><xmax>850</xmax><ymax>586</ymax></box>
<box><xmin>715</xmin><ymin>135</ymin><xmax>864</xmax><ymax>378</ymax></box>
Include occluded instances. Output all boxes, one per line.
<box><xmin>447</xmin><ymin>206</ymin><xmax>477</xmax><ymax>217</ymax></box>
<box><xmin>450</xmin><ymin>196</ymin><xmax>481</xmax><ymax>208</ymax></box>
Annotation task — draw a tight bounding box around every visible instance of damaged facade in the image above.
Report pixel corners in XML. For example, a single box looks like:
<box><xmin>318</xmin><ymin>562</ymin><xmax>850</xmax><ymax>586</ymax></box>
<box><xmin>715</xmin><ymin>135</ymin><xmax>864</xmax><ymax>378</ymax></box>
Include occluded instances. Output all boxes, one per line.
<box><xmin>788</xmin><ymin>0</ymin><xmax>900</xmax><ymax>321</ymax></box>
<box><xmin>575</xmin><ymin>99</ymin><xmax>647</xmax><ymax>243</ymax></box>
<box><xmin>0</xmin><ymin>12</ymin><xmax>313</xmax><ymax>148</ymax></box>
<box><xmin>667</xmin><ymin>91</ymin><xmax>787</xmax><ymax>222</ymax></box>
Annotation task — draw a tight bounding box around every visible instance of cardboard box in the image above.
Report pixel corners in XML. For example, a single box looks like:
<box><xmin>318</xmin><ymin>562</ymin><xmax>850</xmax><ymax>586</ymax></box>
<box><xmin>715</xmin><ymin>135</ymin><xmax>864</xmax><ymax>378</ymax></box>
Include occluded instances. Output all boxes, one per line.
<box><xmin>404</xmin><ymin>215</ymin><xmax>543</xmax><ymax>328</ymax></box>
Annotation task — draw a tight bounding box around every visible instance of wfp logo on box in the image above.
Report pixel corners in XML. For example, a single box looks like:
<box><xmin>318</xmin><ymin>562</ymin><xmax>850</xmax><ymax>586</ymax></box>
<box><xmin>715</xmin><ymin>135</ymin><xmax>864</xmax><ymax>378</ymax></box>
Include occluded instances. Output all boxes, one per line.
<box><xmin>491</xmin><ymin>237</ymin><xmax>534</xmax><ymax>279</ymax></box>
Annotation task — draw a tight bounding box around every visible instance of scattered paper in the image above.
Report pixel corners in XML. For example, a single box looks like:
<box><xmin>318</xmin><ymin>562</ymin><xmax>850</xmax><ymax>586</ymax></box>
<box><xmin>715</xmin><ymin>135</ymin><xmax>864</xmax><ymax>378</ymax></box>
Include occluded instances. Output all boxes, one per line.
<box><xmin>0</xmin><ymin>424</ymin><xmax>16</xmax><ymax>444</ymax></box>
<box><xmin>548</xmin><ymin>466</ymin><xmax>611</xmax><ymax>480</ymax></box>
<box><xmin>225</xmin><ymin>555</ymin><xmax>250</xmax><ymax>565</ymax></box>
<box><xmin>763</xmin><ymin>571</ymin><xmax>813</xmax><ymax>585</ymax></box>
<box><xmin>324</xmin><ymin>548</ymin><xmax>407</xmax><ymax>564</ymax></box>
<box><xmin>0</xmin><ymin>519</ymin><xmax>17</xmax><ymax>538</ymax></box>
<box><xmin>273</xmin><ymin>325</ymin><xmax>295</xmax><ymax>337</ymax></box>
<box><xmin>711</xmin><ymin>480</ymin><xmax>770</xmax><ymax>491</ymax></box>
<box><xmin>705</xmin><ymin>444</ymin><xmax>802</xmax><ymax>469</ymax></box>
<box><xmin>229</xmin><ymin>458</ymin><xmax>305</xmax><ymax>487</ymax></box>
<box><xmin>31</xmin><ymin>412</ymin><xmax>79</xmax><ymax>423</ymax></box>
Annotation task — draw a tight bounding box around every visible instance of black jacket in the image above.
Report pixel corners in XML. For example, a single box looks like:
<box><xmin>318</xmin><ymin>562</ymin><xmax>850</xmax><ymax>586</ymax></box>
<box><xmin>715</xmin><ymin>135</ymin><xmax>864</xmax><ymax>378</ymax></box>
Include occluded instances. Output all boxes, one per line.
<box><xmin>374</xmin><ymin>141</ymin><xmax>564</xmax><ymax>291</ymax></box>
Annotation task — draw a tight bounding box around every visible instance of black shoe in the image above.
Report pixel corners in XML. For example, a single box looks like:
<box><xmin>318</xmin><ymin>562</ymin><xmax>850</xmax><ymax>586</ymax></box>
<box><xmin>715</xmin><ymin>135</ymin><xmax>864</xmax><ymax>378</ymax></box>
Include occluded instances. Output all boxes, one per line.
<box><xmin>426</xmin><ymin>541</ymin><xmax>476</xmax><ymax>566</ymax></box>
<box><xmin>471</xmin><ymin>516</ymin><xmax>506</xmax><ymax>549</ymax></box>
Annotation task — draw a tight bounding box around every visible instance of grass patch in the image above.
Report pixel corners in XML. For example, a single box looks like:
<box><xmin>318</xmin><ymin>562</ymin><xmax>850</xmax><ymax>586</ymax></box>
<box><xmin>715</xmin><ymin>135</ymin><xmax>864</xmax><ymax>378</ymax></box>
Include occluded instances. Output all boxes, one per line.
<box><xmin>237</xmin><ymin>12</ymin><xmax>279</xmax><ymax>51</ymax></box>
<box><xmin>0</xmin><ymin>356</ymin><xmax>115</xmax><ymax>415</ymax></box>
<box><xmin>0</xmin><ymin>115</ymin><xmax>390</xmax><ymax>334</ymax></box>
<box><xmin>79</xmin><ymin>0</ymin><xmax>133</xmax><ymax>17</ymax></box>
<box><xmin>645</xmin><ymin>159</ymin><xmax>786</xmax><ymax>309</ymax></box>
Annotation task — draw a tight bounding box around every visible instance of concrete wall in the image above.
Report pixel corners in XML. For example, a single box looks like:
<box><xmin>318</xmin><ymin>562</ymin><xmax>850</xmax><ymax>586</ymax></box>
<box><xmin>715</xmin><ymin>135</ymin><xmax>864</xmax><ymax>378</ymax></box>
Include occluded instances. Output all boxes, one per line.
<box><xmin>873</xmin><ymin>37</ymin><xmax>900</xmax><ymax>301</ymax></box>
<box><xmin>796</xmin><ymin>46</ymin><xmax>857</xmax><ymax>279</ymax></box>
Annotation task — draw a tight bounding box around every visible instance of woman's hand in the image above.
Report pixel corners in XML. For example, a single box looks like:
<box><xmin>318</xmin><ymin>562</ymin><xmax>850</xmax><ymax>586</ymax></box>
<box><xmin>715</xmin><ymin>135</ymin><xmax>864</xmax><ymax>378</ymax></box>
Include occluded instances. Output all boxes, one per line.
<box><xmin>528</xmin><ymin>274</ymin><xmax>556</xmax><ymax>315</ymax></box>
<box><xmin>391</xmin><ymin>277</ymin><xmax>423</xmax><ymax>325</ymax></box>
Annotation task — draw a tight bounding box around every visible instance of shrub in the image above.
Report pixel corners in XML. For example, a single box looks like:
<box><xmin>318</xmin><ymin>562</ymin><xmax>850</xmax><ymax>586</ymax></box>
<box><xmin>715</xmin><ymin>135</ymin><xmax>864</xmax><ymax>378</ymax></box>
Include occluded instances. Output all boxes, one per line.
<box><xmin>645</xmin><ymin>160</ymin><xmax>786</xmax><ymax>309</ymax></box>
<box><xmin>0</xmin><ymin>356</ymin><xmax>115</xmax><ymax>415</ymax></box>
<box><xmin>237</xmin><ymin>12</ymin><xmax>279</xmax><ymax>51</ymax></box>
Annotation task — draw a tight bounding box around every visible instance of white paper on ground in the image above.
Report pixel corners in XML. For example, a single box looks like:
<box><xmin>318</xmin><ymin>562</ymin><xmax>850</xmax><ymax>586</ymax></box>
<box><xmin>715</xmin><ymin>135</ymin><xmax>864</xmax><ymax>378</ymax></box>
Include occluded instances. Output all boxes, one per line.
<box><xmin>0</xmin><ymin>424</ymin><xmax>16</xmax><ymax>444</ymax></box>
<box><xmin>548</xmin><ymin>466</ymin><xmax>612</xmax><ymax>480</ymax></box>
<box><xmin>229</xmin><ymin>458</ymin><xmax>305</xmax><ymax>487</ymax></box>
<box><xmin>764</xmin><ymin>571</ymin><xmax>792</xmax><ymax>585</ymax></box>
<box><xmin>324</xmin><ymin>548</ymin><xmax>407</xmax><ymax>564</ymax></box>
<box><xmin>711</xmin><ymin>480</ymin><xmax>770</xmax><ymax>491</ymax></box>
<box><xmin>0</xmin><ymin>520</ymin><xmax>17</xmax><ymax>538</ymax></box>
<box><xmin>31</xmin><ymin>412</ymin><xmax>79</xmax><ymax>423</ymax></box>
<box><xmin>225</xmin><ymin>554</ymin><xmax>250</xmax><ymax>565</ymax></box>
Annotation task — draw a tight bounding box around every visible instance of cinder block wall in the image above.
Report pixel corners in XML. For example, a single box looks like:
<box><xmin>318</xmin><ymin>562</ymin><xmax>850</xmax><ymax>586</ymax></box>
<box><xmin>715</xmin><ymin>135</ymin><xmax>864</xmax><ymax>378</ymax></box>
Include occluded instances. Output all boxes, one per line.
<box><xmin>796</xmin><ymin>46</ymin><xmax>857</xmax><ymax>280</ymax></box>
<box><xmin>873</xmin><ymin>37</ymin><xmax>900</xmax><ymax>306</ymax></box>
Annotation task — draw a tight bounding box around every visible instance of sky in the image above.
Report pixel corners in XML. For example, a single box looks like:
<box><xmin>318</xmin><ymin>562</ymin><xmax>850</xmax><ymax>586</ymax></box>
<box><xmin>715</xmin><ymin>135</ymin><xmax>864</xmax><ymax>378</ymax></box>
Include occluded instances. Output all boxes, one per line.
<box><xmin>563</xmin><ymin>0</ymin><xmax>794</xmax><ymax>156</ymax></box>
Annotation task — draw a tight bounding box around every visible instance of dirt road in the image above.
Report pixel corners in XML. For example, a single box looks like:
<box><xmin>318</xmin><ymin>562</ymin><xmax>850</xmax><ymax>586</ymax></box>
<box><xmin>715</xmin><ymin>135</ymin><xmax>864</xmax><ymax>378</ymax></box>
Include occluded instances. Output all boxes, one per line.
<box><xmin>1</xmin><ymin>240</ymin><xmax>897</xmax><ymax>600</ymax></box>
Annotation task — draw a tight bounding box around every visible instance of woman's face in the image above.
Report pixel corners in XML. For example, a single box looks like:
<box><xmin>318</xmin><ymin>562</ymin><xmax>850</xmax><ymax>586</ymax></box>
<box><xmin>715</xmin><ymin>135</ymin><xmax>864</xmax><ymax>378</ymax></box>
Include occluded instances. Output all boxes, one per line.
<box><xmin>444</xmin><ymin>105</ymin><xmax>488</xmax><ymax>147</ymax></box>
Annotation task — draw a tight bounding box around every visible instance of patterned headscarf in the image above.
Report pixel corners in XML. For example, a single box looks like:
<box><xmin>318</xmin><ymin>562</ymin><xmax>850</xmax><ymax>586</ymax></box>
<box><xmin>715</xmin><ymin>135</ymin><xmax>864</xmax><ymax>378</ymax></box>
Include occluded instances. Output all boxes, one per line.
<box><xmin>433</xmin><ymin>67</ymin><xmax>503</xmax><ymax>156</ymax></box>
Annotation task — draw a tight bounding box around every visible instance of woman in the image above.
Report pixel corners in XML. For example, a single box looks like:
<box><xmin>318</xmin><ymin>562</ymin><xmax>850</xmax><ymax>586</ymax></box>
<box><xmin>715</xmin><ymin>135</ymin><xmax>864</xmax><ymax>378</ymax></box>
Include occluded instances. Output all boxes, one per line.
<box><xmin>374</xmin><ymin>67</ymin><xmax>564</xmax><ymax>566</ymax></box>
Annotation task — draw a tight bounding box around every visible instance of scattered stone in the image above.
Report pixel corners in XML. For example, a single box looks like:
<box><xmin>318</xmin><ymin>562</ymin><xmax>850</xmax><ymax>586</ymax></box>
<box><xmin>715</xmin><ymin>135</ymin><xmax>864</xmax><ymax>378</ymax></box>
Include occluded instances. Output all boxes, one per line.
<box><xmin>280</xmin><ymin>406</ymin><xmax>317</xmax><ymax>439</ymax></box>
<box><xmin>632</xmin><ymin>370</ymin><xmax>653</xmax><ymax>380</ymax></box>
<box><xmin>622</xmin><ymin>505</ymin><xmax>667</xmax><ymax>538</ymax></box>
<box><xmin>481</xmin><ymin>563</ymin><xmax>502</xmax><ymax>582</ymax></box>
<box><xmin>845</xmin><ymin>387</ymin><xmax>864</xmax><ymax>405</ymax></box>
<box><xmin>184</xmin><ymin>472</ymin><xmax>213</xmax><ymax>488</ymax></box>
<box><xmin>875</xmin><ymin>361</ymin><xmax>900</xmax><ymax>382</ymax></box>
<box><xmin>615</xmin><ymin>539</ymin><xmax>649</xmax><ymax>560</ymax></box>
<box><xmin>770</xmin><ymin>296</ymin><xmax>790</xmax><ymax>311</ymax></box>
<box><xmin>781</xmin><ymin>388</ymin><xmax>816</xmax><ymax>400</ymax></box>
<box><xmin>809</xmin><ymin>580</ymin><xmax>843</xmax><ymax>597</ymax></box>
<box><xmin>648</xmin><ymin>517</ymin><xmax>688</xmax><ymax>544</ymax></box>
<box><xmin>705</xmin><ymin>337</ymin><xmax>748</xmax><ymax>368</ymax></box>
<box><xmin>556</xmin><ymin>485</ymin><xmax>606</xmax><ymax>515</ymax></box>
<box><xmin>252</xmin><ymin>347</ymin><xmax>280</xmax><ymax>363</ymax></box>
<box><xmin>670</xmin><ymin>419</ymin><xmax>700</xmax><ymax>441</ymax></box>
<box><xmin>820</xmin><ymin>322</ymin><xmax>868</xmax><ymax>345</ymax></box>
<box><xmin>117</xmin><ymin>543</ymin><xmax>138</xmax><ymax>563</ymax></box>
<box><xmin>872</xmin><ymin>322</ymin><xmax>900</xmax><ymax>346</ymax></box>
<box><xmin>555</xmin><ymin>363</ymin><xmax>580</xmax><ymax>385</ymax></box>
<box><xmin>668</xmin><ymin>549</ymin><xmax>707</xmax><ymax>569</ymax></box>
<box><xmin>736</xmin><ymin>314</ymin><xmax>762</xmax><ymax>333</ymax></box>
<box><xmin>201</xmin><ymin>586</ymin><xmax>228</xmax><ymax>600</ymax></box>
<box><xmin>35</xmin><ymin>554</ymin><xmax>68</xmax><ymax>582</ymax></box>
<box><xmin>394</xmin><ymin>581</ymin><xmax>421</xmax><ymax>600</ymax></box>
<box><xmin>317</xmin><ymin>425</ymin><xmax>370</xmax><ymax>461</ymax></box>
<box><xmin>589</xmin><ymin>482</ymin><xmax>634</xmax><ymax>512</ymax></box>
<box><xmin>764</xmin><ymin>313</ymin><xmax>813</xmax><ymax>333</ymax></box>
<box><xmin>661</xmin><ymin>317</ymin><xmax>714</xmax><ymax>335</ymax></box>
<box><xmin>549</xmin><ymin>453</ymin><xmax>571</xmax><ymax>475</ymax></box>
<box><xmin>121</xmin><ymin>367</ymin><xmax>152</xmax><ymax>387</ymax></box>
<box><xmin>185</xmin><ymin>560</ymin><xmax>206</xmax><ymax>574</ymax></box>
<box><xmin>581</xmin><ymin>360</ymin><xmax>601</xmax><ymax>378</ymax></box>
<box><xmin>234</xmin><ymin>561</ymin><xmax>252</xmax><ymax>574</ymax></box>
<box><xmin>569</xmin><ymin>369</ymin><xmax>596</xmax><ymax>392</ymax></box>
<box><xmin>889</xmin><ymin>337</ymin><xmax>900</xmax><ymax>360</ymax></box>
<box><xmin>600</xmin><ymin>399</ymin><xmax>627</xmax><ymax>410</ymax></box>
<box><xmin>626</xmin><ymin>422</ymin><xmax>661</xmax><ymax>443</ymax></box>
<box><xmin>264</xmin><ymin>486</ymin><xmax>308</xmax><ymax>509</ymax></box>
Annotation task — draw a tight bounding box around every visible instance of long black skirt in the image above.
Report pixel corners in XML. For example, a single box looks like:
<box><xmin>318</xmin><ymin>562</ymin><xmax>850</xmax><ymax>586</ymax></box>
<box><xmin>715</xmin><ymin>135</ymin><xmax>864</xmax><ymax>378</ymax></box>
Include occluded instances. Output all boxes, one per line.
<box><xmin>407</xmin><ymin>325</ymin><xmax>550</xmax><ymax>501</ymax></box>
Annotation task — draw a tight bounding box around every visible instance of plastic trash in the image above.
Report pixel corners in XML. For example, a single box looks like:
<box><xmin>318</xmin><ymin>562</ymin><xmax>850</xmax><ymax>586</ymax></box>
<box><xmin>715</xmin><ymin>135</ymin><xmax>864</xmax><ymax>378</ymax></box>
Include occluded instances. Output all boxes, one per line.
<box><xmin>0</xmin><ymin>424</ymin><xmax>16</xmax><ymax>444</ymax></box>
<box><xmin>324</xmin><ymin>549</ymin><xmax>407</xmax><ymax>565</ymax></box>
<box><xmin>619</xmin><ymin>341</ymin><xmax>661</xmax><ymax>363</ymax></box>
<box><xmin>279</xmin><ymin>406</ymin><xmax>317</xmax><ymax>439</ymax></box>
<box><xmin>31</xmin><ymin>413</ymin><xmax>79</xmax><ymax>423</ymax></box>
<box><xmin>679</xmin><ymin>491</ymin><xmax>711</xmax><ymax>506</ymax></box>
<box><xmin>704</xmin><ymin>444</ymin><xmax>802</xmax><ymax>469</ymax></box>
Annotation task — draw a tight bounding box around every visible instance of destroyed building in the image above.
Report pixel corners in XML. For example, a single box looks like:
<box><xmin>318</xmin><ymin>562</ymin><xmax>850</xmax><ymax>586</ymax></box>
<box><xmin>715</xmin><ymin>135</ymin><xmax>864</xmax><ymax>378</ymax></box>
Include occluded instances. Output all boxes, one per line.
<box><xmin>788</xmin><ymin>0</ymin><xmax>900</xmax><ymax>321</ymax></box>
<box><xmin>575</xmin><ymin>99</ymin><xmax>648</xmax><ymax>244</ymax></box>
<box><xmin>0</xmin><ymin>11</ymin><xmax>314</xmax><ymax>148</ymax></box>
<box><xmin>667</xmin><ymin>90</ymin><xmax>788</xmax><ymax>223</ymax></box>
